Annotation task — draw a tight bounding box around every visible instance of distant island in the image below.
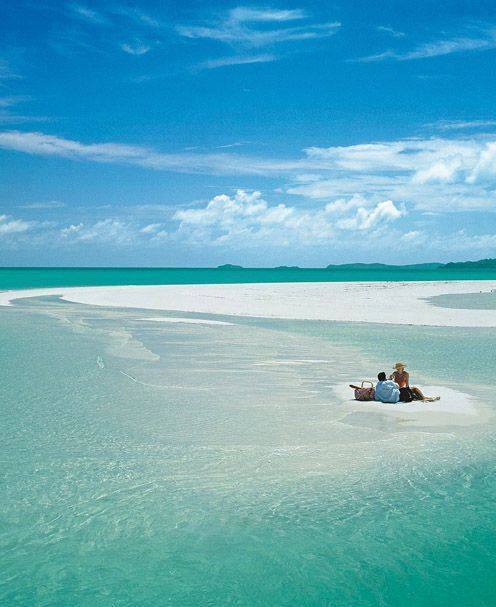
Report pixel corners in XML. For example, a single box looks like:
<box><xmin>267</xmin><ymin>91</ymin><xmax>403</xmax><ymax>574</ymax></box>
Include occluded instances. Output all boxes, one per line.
<box><xmin>274</xmin><ymin>266</ymin><xmax>301</xmax><ymax>270</ymax></box>
<box><xmin>217</xmin><ymin>264</ymin><xmax>244</xmax><ymax>270</ymax></box>
<box><xmin>444</xmin><ymin>258</ymin><xmax>496</xmax><ymax>269</ymax></box>
<box><xmin>214</xmin><ymin>258</ymin><xmax>496</xmax><ymax>271</ymax></box>
<box><xmin>325</xmin><ymin>262</ymin><xmax>442</xmax><ymax>270</ymax></box>
<box><xmin>327</xmin><ymin>258</ymin><xmax>496</xmax><ymax>270</ymax></box>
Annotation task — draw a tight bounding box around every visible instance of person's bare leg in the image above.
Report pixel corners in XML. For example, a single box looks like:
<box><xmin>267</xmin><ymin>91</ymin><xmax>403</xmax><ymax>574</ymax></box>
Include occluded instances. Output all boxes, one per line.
<box><xmin>412</xmin><ymin>386</ymin><xmax>440</xmax><ymax>402</ymax></box>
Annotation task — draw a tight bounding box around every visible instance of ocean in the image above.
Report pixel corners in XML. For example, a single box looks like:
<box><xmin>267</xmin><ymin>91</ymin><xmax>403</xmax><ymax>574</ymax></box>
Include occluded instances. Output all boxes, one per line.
<box><xmin>1</xmin><ymin>279</ymin><xmax>495</xmax><ymax>606</ymax></box>
<box><xmin>2</xmin><ymin>265</ymin><xmax>496</xmax><ymax>291</ymax></box>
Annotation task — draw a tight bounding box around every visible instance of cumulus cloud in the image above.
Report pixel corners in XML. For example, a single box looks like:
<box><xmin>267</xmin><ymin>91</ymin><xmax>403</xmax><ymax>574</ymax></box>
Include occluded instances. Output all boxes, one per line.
<box><xmin>292</xmin><ymin>137</ymin><xmax>496</xmax><ymax>211</ymax></box>
<box><xmin>4</xmin><ymin>193</ymin><xmax>496</xmax><ymax>260</ymax></box>
<box><xmin>336</xmin><ymin>200</ymin><xmax>403</xmax><ymax>230</ymax></box>
<box><xmin>60</xmin><ymin>223</ymin><xmax>84</xmax><ymax>236</ymax></box>
<box><xmin>412</xmin><ymin>159</ymin><xmax>463</xmax><ymax>184</ymax></box>
<box><xmin>174</xmin><ymin>189</ymin><xmax>403</xmax><ymax>246</ymax></box>
<box><xmin>57</xmin><ymin>218</ymin><xmax>172</xmax><ymax>245</ymax></box>
<box><xmin>60</xmin><ymin>219</ymin><xmax>135</xmax><ymax>244</ymax></box>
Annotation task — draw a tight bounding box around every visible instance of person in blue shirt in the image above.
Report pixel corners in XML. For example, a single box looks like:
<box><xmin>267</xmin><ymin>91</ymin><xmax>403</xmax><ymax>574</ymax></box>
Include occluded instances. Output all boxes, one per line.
<box><xmin>375</xmin><ymin>371</ymin><xmax>400</xmax><ymax>403</ymax></box>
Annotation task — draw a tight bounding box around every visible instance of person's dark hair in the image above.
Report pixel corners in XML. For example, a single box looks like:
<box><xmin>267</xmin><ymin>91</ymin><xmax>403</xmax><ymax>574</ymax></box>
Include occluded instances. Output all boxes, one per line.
<box><xmin>378</xmin><ymin>372</ymin><xmax>386</xmax><ymax>381</ymax></box>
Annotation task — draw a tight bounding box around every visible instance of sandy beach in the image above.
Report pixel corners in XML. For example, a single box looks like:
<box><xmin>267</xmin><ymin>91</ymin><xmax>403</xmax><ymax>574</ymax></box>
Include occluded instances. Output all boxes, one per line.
<box><xmin>2</xmin><ymin>279</ymin><xmax>496</xmax><ymax>327</ymax></box>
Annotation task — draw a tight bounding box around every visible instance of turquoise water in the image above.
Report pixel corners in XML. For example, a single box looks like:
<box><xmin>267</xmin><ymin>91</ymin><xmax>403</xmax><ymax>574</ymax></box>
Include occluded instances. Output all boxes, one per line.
<box><xmin>427</xmin><ymin>290</ymin><xmax>496</xmax><ymax>310</ymax></box>
<box><xmin>1</xmin><ymin>295</ymin><xmax>496</xmax><ymax>606</ymax></box>
<box><xmin>2</xmin><ymin>266</ymin><xmax>496</xmax><ymax>290</ymax></box>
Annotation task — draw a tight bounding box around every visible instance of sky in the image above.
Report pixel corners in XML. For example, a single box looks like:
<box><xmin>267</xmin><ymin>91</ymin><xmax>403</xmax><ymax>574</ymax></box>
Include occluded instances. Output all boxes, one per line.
<box><xmin>1</xmin><ymin>0</ymin><xmax>496</xmax><ymax>267</ymax></box>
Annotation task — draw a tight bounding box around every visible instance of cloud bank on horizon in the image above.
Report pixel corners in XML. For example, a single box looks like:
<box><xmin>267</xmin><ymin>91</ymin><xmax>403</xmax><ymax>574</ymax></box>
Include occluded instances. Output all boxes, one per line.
<box><xmin>1</xmin><ymin>1</ymin><xmax>496</xmax><ymax>266</ymax></box>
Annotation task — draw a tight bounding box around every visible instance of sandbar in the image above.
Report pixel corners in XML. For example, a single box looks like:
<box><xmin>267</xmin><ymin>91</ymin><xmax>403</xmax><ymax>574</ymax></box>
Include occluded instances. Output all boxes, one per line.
<box><xmin>1</xmin><ymin>280</ymin><xmax>496</xmax><ymax>327</ymax></box>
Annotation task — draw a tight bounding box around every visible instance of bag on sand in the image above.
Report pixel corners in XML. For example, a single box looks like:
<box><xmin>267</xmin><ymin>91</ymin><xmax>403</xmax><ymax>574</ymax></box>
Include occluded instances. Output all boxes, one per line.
<box><xmin>354</xmin><ymin>381</ymin><xmax>375</xmax><ymax>401</ymax></box>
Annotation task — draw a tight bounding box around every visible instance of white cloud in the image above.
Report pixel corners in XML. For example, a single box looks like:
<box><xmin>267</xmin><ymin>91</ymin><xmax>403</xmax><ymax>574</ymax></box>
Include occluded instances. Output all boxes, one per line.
<box><xmin>174</xmin><ymin>189</ymin><xmax>403</xmax><ymax>247</ymax></box>
<box><xmin>228</xmin><ymin>7</ymin><xmax>307</xmax><ymax>23</ymax></box>
<box><xmin>198</xmin><ymin>54</ymin><xmax>277</xmax><ymax>70</ymax></box>
<box><xmin>324</xmin><ymin>194</ymin><xmax>369</xmax><ymax>214</ymax></box>
<box><xmin>467</xmin><ymin>141</ymin><xmax>496</xmax><ymax>183</ymax></box>
<box><xmin>0</xmin><ymin>214</ymin><xmax>32</xmax><ymax>235</ymax></box>
<box><xmin>175</xmin><ymin>190</ymin><xmax>268</xmax><ymax>226</ymax></box>
<box><xmin>216</xmin><ymin>141</ymin><xmax>252</xmax><ymax>149</ymax></box>
<box><xmin>401</xmin><ymin>230</ymin><xmax>423</xmax><ymax>242</ymax></box>
<box><xmin>68</xmin><ymin>3</ymin><xmax>108</xmax><ymax>25</ymax></box>
<box><xmin>292</xmin><ymin>137</ymin><xmax>496</xmax><ymax>211</ymax></box>
<box><xmin>177</xmin><ymin>7</ymin><xmax>340</xmax><ymax>48</ymax></box>
<box><xmin>60</xmin><ymin>223</ymin><xmax>83</xmax><ymax>236</ymax></box>
<box><xmin>336</xmin><ymin>200</ymin><xmax>403</xmax><ymax>230</ymax></box>
<box><xmin>0</xmin><ymin>130</ymin><xmax>307</xmax><ymax>175</ymax></box>
<box><xmin>4</xmin><ymin>130</ymin><xmax>496</xmax><ymax>213</ymax></box>
<box><xmin>120</xmin><ymin>41</ymin><xmax>152</xmax><ymax>55</ymax></box>
<box><xmin>357</xmin><ymin>26</ymin><xmax>496</xmax><ymax>62</ymax></box>
<box><xmin>60</xmin><ymin>219</ymin><xmax>134</xmax><ymax>244</ymax></box>
<box><xmin>57</xmin><ymin>219</ymin><xmax>168</xmax><ymax>245</ymax></box>
<box><xmin>5</xmin><ymin>192</ymin><xmax>496</xmax><ymax>259</ymax></box>
<box><xmin>21</xmin><ymin>200</ymin><xmax>65</xmax><ymax>209</ymax></box>
<box><xmin>426</xmin><ymin>119</ymin><xmax>496</xmax><ymax>131</ymax></box>
<box><xmin>140</xmin><ymin>223</ymin><xmax>163</xmax><ymax>233</ymax></box>
<box><xmin>412</xmin><ymin>159</ymin><xmax>463</xmax><ymax>184</ymax></box>
<box><xmin>376</xmin><ymin>26</ymin><xmax>405</xmax><ymax>38</ymax></box>
<box><xmin>179</xmin><ymin>21</ymin><xmax>341</xmax><ymax>47</ymax></box>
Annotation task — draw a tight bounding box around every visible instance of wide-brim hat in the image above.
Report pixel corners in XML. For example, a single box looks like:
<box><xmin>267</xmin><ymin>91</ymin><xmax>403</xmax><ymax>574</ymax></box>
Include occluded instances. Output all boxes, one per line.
<box><xmin>394</xmin><ymin>362</ymin><xmax>406</xmax><ymax>369</ymax></box>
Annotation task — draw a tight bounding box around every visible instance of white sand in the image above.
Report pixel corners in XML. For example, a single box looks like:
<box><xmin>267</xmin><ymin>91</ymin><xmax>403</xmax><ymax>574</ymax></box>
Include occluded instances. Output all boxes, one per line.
<box><xmin>141</xmin><ymin>317</ymin><xmax>233</xmax><ymax>325</ymax></box>
<box><xmin>1</xmin><ymin>280</ymin><xmax>496</xmax><ymax>327</ymax></box>
<box><xmin>334</xmin><ymin>384</ymin><xmax>483</xmax><ymax>427</ymax></box>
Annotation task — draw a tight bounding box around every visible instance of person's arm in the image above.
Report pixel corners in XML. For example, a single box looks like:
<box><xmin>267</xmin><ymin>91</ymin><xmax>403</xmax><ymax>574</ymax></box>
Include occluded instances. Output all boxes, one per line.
<box><xmin>405</xmin><ymin>371</ymin><xmax>410</xmax><ymax>387</ymax></box>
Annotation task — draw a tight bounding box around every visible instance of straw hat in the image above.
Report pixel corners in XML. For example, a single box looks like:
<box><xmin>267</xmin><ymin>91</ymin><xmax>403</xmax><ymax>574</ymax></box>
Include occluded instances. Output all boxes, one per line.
<box><xmin>394</xmin><ymin>362</ymin><xmax>406</xmax><ymax>370</ymax></box>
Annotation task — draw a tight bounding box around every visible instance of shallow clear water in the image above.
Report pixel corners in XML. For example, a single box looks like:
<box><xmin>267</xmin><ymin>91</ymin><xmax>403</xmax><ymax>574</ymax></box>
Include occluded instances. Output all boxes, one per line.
<box><xmin>1</xmin><ymin>297</ymin><xmax>496</xmax><ymax>606</ymax></box>
<box><xmin>427</xmin><ymin>290</ymin><xmax>496</xmax><ymax>310</ymax></box>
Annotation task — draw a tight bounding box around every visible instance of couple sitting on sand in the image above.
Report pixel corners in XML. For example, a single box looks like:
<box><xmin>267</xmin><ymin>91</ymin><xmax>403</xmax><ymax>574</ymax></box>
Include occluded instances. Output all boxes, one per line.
<box><xmin>375</xmin><ymin>363</ymin><xmax>440</xmax><ymax>403</ymax></box>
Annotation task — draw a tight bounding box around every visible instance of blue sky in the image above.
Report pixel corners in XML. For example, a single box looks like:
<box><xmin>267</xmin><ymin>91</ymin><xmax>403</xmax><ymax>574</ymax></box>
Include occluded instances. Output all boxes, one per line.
<box><xmin>1</xmin><ymin>0</ymin><xmax>496</xmax><ymax>266</ymax></box>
